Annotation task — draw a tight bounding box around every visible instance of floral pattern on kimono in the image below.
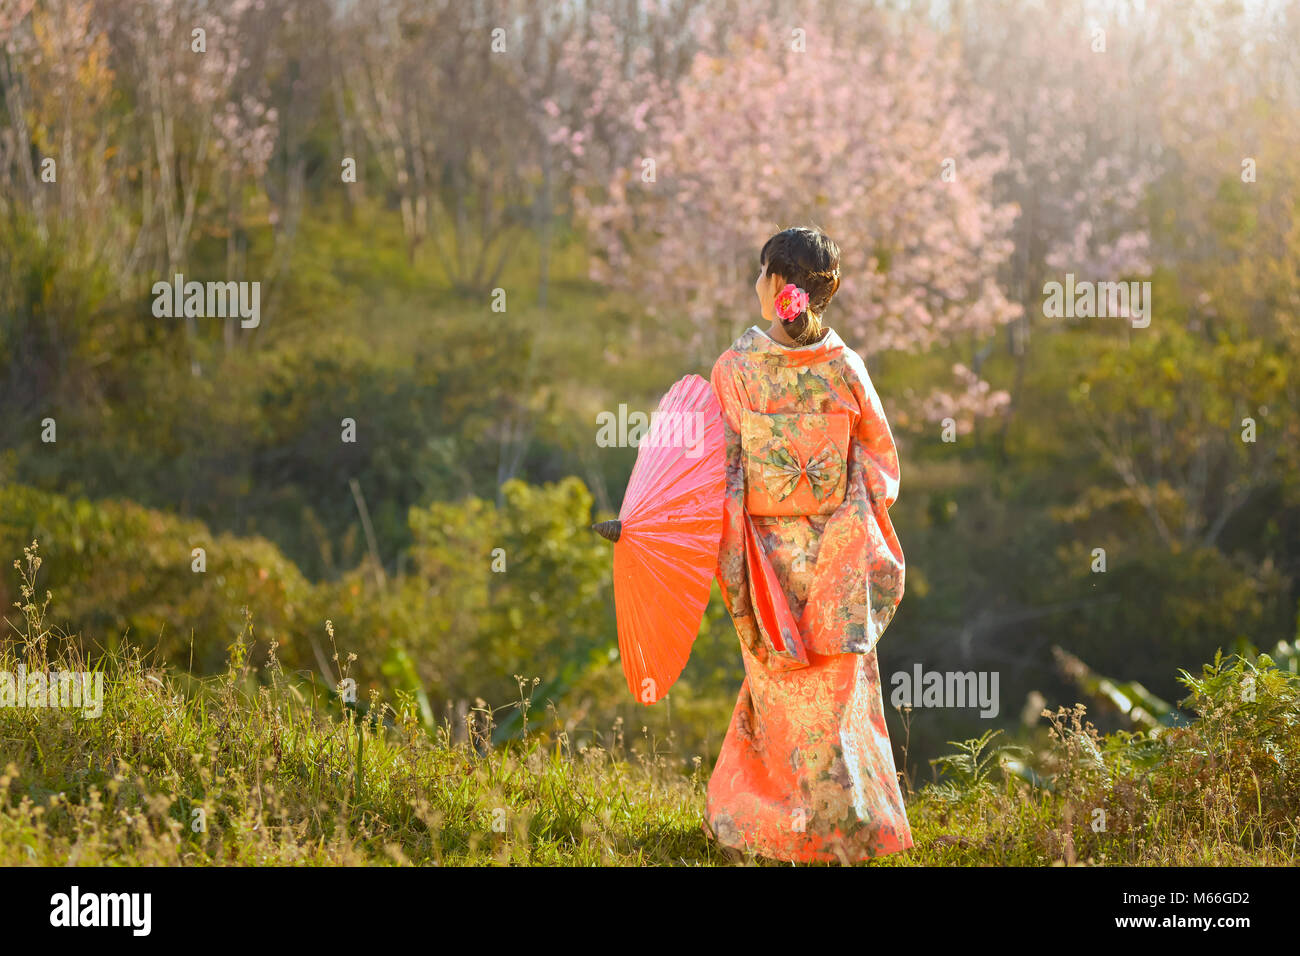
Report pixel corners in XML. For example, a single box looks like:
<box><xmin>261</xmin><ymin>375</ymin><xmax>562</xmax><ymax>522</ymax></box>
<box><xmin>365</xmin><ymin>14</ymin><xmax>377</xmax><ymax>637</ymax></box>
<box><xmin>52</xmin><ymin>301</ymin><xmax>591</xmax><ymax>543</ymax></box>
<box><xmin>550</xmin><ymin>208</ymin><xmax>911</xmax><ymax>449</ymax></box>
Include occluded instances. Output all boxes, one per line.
<box><xmin>704</xmin><ymin>324</ymin><xmax>912</xmax><ymax>863</ymax></box>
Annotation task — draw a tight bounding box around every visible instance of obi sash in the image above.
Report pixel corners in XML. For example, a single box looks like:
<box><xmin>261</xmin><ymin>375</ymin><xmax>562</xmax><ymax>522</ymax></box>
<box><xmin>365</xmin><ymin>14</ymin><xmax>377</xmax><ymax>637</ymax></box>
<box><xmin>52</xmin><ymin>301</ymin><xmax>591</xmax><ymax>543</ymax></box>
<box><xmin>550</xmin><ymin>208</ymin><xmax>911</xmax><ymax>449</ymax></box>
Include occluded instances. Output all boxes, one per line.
<box><xmin>740</xmin><ymin>410</ymin><xmax>849</xmax><ymax>517</ymax></box>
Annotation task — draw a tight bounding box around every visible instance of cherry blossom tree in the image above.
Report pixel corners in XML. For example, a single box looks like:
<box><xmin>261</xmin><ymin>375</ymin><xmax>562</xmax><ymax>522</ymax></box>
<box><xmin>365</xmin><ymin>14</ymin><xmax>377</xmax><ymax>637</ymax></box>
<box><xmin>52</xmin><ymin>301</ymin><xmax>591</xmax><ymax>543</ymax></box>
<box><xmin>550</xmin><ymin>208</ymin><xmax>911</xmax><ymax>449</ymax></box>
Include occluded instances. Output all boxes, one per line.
<box><xmin>529</xmin><ymin>5</ymin><xmax>700</xmax><ymax>307</ymax></box>
<box><xmin>952</xmin><ymin>0</ymin><xmax>1165</xmax><ymax>447</ymax></box>
<box><xmin>559</xmin><ymin>13</ymin><xmax>1021</xmax><ymax>430</ymax></box>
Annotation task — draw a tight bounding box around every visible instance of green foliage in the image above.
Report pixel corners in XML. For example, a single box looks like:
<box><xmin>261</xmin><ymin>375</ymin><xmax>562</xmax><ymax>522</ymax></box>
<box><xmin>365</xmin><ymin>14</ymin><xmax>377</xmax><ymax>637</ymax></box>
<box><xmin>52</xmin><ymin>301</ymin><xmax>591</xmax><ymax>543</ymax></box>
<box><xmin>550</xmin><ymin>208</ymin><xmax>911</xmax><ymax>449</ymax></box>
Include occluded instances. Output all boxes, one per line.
<box><xmin>926</xmin><ymin>729</ymin><xmax>1028</xmax><ymax>804</ymax></box>
<box><xmin>1051</xmin><ymin>644</ymin><xmax>1182</xmax><ymax>732</ymax></box>
<box><xmin>0</xmin><ymin>485</ymin><xmax>312</xmax><ymax>674</ymax></box>
<box><xmin>0</xmin><ymin>213</ymin><xmax>129</xmax><ymax>442</ymax></box>
<box><xmin>1164</xmin><ymin>650</ymin><xmax>1300</xmax><ymax>837</ymax></box>
<box><xmin>1047</xmin><ymin>544</ymin><xmax>1281</xmax><ymax>701</ymax></box>
<box><xmin>406</xmin><ymin>475</ymin><xmax>614</xmax><ymax>726</ymax></box>
<box><xmin>0</xmin><ymin>478</ymin><xmax>753</xmax><ymax>765</ymax></box>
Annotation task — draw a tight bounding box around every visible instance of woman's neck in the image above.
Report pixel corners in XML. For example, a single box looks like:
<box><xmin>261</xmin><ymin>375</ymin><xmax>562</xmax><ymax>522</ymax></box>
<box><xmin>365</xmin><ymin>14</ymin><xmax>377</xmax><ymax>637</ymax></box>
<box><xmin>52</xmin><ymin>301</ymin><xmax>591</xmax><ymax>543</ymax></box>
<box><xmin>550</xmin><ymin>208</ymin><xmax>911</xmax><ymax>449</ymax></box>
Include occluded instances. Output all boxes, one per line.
<box><xmin>766</xmin><ymin>319</ymin><xmax>799</xmax><ymax>345</ymax></box>
<box><xmin>765</xmin><ymin>319</ymin><xmax>825</xmax><ymax>347</ymax></box>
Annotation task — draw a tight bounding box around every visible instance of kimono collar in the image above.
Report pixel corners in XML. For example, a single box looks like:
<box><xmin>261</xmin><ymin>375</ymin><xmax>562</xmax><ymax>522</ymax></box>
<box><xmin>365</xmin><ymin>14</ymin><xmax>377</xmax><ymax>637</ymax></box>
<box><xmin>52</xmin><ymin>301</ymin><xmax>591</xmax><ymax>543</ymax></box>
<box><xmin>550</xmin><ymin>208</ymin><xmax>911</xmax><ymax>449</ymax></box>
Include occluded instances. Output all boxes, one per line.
<box><xmin>737</xmin><ymin>324</ymin><xmax>846</xmax><ymax>368</ymax></box>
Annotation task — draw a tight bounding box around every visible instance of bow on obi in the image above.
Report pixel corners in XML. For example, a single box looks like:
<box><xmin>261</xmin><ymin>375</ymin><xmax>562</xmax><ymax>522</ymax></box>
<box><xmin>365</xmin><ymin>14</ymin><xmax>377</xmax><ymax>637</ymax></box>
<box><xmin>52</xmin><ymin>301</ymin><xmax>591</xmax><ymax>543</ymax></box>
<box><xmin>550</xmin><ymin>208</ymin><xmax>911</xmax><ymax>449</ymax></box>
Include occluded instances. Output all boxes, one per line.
<box><xmin>740</xmin><ymin>409</ymin><xmax>849</xmax><ymax>517</ymax></box>
<box><xmin>761</xmin><ymin>443</ymin><xmax>843</xmax><ymax>503</ymax></box>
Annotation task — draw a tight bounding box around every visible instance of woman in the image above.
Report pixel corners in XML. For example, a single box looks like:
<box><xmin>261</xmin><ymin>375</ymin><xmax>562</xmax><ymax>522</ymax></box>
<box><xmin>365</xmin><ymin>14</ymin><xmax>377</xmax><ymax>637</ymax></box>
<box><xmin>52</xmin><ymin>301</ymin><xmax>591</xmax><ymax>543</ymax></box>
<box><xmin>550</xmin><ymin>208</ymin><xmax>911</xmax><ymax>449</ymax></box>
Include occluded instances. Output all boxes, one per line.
<box><xmin>704</xmin><ymin>226</ymin><xmax>912</xmax><ymax>863</ymax></box>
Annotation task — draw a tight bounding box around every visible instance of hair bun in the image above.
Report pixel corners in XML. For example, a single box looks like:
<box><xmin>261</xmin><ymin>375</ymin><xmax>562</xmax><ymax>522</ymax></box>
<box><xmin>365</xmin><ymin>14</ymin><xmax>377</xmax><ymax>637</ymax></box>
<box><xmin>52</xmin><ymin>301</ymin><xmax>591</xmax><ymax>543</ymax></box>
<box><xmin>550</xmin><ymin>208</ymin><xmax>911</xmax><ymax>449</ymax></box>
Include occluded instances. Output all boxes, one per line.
<box><xmin>760</xmin><ymin>226</ymin><xmax>842</xmax><ymax>342</ymax></box>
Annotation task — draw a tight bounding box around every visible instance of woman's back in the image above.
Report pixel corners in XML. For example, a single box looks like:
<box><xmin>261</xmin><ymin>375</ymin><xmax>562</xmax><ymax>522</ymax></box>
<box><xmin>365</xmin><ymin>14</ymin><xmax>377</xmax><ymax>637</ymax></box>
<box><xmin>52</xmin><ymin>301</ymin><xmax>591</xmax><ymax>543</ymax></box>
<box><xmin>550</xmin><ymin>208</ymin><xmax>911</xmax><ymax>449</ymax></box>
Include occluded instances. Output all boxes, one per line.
<box><xmin>703</xmin><ymin>227</ymin><xmax>912</xmax><ymax>862</ymax></box>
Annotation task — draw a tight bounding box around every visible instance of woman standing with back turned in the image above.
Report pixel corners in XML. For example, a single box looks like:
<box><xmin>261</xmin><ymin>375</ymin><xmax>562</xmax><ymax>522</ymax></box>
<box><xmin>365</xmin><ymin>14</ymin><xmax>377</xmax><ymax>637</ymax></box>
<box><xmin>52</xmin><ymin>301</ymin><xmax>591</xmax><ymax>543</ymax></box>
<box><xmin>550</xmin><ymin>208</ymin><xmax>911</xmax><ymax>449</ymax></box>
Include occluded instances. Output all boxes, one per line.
<box><xmin>704</xmin><ymin>226</ymin><xmax>912</xmax><ymax>863</ymax></box>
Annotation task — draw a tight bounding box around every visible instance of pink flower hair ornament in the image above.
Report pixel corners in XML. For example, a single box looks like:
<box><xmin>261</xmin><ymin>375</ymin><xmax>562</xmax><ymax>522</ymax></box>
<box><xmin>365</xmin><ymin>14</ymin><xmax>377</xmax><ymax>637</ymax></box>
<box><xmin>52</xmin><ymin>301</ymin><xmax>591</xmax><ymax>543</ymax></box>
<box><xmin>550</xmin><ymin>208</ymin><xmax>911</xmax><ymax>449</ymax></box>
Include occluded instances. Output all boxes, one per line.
<box><xmin>774</xmin><ymin>283</ymin><xmax>810</xmax><ymax>323</ymax></box>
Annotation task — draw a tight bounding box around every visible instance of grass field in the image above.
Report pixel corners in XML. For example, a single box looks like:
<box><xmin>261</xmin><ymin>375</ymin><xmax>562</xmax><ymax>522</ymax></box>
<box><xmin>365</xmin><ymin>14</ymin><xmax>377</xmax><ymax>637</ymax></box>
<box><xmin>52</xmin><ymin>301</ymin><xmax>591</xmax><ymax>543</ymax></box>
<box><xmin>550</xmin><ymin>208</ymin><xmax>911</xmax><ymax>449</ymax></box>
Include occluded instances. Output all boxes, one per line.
<box><xmin>2</xmin><ymin>542</ymin><xmax>1298</xmax><ymax>867</ymax></box>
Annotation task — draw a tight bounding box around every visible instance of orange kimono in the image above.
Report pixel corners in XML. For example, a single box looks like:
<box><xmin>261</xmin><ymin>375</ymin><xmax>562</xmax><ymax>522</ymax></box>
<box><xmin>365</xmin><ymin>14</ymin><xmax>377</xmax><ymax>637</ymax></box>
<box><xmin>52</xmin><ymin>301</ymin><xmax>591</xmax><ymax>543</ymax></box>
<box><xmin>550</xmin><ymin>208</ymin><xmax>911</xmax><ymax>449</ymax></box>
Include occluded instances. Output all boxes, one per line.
<box><xmin>705</xmin><ymin>324</ymin><xmax>912</xmax><ymax>862</ymax></box>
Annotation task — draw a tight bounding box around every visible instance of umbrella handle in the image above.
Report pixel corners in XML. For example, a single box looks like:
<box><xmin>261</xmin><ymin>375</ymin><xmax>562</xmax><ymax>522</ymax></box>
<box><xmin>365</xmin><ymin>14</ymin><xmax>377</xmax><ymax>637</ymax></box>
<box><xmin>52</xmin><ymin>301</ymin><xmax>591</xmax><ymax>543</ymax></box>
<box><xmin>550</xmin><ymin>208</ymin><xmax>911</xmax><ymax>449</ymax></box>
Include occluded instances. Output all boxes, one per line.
<box><xmin>591</xmin><ymin>519</ymin><xmax>622</xmax><ymax>542</ymax></box>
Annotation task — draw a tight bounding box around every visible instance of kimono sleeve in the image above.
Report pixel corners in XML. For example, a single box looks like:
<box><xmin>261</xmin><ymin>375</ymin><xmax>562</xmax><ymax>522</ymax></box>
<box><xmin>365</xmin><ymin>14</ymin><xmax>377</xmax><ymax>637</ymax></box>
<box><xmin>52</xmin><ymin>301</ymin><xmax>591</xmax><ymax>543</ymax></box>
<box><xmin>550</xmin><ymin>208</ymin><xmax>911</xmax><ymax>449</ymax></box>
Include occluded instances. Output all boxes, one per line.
<box><xmin>709</xmin><ymin>352</ymin><xmax>770</xmax><ymax>666</ymax></box>
<box><xmin>796</xmin><ymin>352</ymin><xmax>905</xmax><ymax>655</ymax></box>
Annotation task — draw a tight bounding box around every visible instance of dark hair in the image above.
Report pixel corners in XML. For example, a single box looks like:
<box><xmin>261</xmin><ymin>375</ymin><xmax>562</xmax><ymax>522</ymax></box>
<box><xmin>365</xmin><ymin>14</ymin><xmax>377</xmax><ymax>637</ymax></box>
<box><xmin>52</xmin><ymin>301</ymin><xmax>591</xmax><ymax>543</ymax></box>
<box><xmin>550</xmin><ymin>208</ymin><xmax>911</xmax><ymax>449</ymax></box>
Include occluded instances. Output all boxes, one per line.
<box><xmin>759</xmin><ymin>227</ymin><xmax>842</xmax><ymax>345</ymax></box>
